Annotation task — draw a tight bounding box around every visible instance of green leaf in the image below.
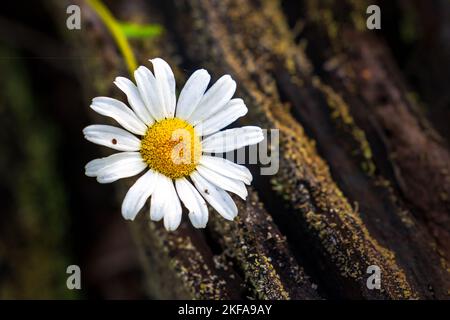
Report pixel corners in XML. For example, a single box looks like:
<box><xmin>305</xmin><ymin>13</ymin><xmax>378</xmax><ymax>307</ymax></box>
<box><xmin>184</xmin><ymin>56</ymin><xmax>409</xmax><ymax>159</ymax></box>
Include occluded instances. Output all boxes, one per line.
<box><xmin>118</xmin><ymin>22</ymin><xmax>163</xmax><ymax>39</ymax></box>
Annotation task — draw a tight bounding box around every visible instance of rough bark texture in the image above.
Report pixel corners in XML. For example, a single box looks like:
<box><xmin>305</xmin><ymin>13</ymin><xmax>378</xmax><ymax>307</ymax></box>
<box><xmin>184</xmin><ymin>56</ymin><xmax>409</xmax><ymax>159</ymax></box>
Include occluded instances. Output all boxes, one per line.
<box><xmin>47</xmin><ymin>0</ymin><xmax>449</xmax><ymax>299</ymax></box>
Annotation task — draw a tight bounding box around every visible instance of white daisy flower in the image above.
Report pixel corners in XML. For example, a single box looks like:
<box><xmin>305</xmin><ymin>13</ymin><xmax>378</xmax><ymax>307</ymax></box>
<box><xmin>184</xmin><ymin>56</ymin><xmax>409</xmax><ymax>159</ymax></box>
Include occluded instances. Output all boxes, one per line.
<box><xmin>84</xmin><ymin>58</ymin><xmax>263</xmax><ymax>231</ymax></box>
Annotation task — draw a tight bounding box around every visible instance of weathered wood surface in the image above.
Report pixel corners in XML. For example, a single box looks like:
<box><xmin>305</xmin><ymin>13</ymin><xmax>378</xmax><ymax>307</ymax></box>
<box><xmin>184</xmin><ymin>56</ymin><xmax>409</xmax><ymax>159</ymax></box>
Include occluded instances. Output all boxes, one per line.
<box><xmin>54</xmin><ymin>0</ymin><xmax>450</xmax><ymax>299</ymax></box>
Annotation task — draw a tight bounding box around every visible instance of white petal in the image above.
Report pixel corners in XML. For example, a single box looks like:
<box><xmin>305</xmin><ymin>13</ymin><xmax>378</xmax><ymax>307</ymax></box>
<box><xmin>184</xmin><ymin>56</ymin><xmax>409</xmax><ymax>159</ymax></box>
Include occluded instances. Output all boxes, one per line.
<box><xmin>163</xmin><ymin>179</ymin><xmax>183</xmax><ymax>231</ymax></box>
<box><xmin>121</xmin><ymin>169</ymin><xmax>157</xmax><ymax>220</ymax></box>
<box><xmin>197</xmin><ymin>98</ymin><xmax>248</xmax><ymax>136</ymax></box>
<box><xmin>175</xmin><ymin>177</ymin><xmax>208</xmax><ymax>228</ymax></box>
<box><xmin>114</xmin><ymin>77</ymin><xmax>154</xmax><ymax>125</ymax></box>
<box><xmin>196</xmin><ymin>165</ymin><xmax>248</xmax><ymax>200</ymax></box>
<box><xmin>85</xmin><ymin>151</ymin><xmax>140</xmax><ymax>177</ymax></box>
<box><xmin>149</xmin><ymin>174</ymin><xmax>182</xmax><ymax>230</ymax></box>
<box><xmin>200</xmin><ymin>155</ymin><xmax>252</xmax><ymax>185</ymax></box>
<box><xmin>149</xmin><ymin>174</ymin><xmax>170</xmax><ymax>222</ymax></box>
<box><xmin>83</xmin><ymin>125</ymin><xmax>141</xmax><ymax>151</ymax></box>
<box><xmin>150</xmin><ymin>175</ymin><xmax>182</xmax><ymax>231</ymax></box>
<box><xmin>85</xmin><ymin>158</ymin><xmax>107</xmax><ymax>177</ymax></box>
<box><xmin>190</xmin><ymin>171</ymin><xmax>238</xmax><ymax>221</ymax></box>
<box><xmin>150</xmin><ymin>58</ymin><xmax>176</xmax><ymax>118</ymax></box>
<box><xmin>188</xmin><ymin>75</ymin><xmax>236</xmax><ymax>125</ymax></box>
<box><xmin>85</xmin><ymin>152</ymin><xmax>146</xmax><ymax>183</ymax></box>
<box><xmin>90</xmin><ymin>97</ymin><xmax>147</xmax><ymax>135</ymax></box>
<box><xmin>201</xmin><ymin>126</ymin><xmax>264</xmax><ymax>153</ymax></box>
<box><xmin>175</xmin><ymin>69</ymin><xmax>211</xmax><ymax>120</ymax></box>
<box><xmin>134</xmin><ymin>66</ymin><xmax>165</xmax><ymax>120</ymax></box>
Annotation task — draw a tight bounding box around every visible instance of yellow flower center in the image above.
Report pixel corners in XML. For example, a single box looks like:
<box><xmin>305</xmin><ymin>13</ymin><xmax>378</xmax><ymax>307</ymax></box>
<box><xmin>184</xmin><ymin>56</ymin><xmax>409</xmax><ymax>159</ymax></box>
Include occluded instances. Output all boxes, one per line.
<box><xmin>140</xmin><ymin>118</ymin><xmax>202</xmax><ymax>179</ymax></box>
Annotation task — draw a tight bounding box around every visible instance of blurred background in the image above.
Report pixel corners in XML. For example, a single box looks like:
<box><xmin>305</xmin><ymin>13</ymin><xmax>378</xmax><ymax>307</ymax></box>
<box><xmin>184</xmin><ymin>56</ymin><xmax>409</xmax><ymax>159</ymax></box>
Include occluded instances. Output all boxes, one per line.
<box><xmin>0</xmin><ymin>0</ymin><xmax>449</xmax><ymax>299</ymax></box>
<box><xmin>0</xmin><ymin>0</ymin><xmax>146</xmax><ymax>299</ymax></box>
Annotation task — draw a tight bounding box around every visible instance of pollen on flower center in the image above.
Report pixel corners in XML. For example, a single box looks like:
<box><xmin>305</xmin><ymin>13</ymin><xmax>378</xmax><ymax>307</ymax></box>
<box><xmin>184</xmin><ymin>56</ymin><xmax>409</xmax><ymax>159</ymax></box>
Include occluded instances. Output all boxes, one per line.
<box><xmin>140</xmin><ymin>118</ymin><xmax>202</xmax><ymax>179</ymax></box>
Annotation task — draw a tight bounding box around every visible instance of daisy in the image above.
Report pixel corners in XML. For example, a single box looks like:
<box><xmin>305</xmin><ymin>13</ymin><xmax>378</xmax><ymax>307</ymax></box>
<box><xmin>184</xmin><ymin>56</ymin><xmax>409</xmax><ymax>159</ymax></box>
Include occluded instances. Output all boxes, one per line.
<box><xmin>84</xmin><ymin>58</ymin><xmax>263</xmax><ymax>231</ymax></box>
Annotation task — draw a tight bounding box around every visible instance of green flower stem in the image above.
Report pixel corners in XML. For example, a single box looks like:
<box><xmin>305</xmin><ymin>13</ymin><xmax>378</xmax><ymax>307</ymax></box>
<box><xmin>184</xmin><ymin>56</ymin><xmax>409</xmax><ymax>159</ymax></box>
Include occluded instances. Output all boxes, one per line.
<box><xmin>86</xmin><ymin>0</ymin><xmax>137</xmax><ymax>76</ymax></box>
